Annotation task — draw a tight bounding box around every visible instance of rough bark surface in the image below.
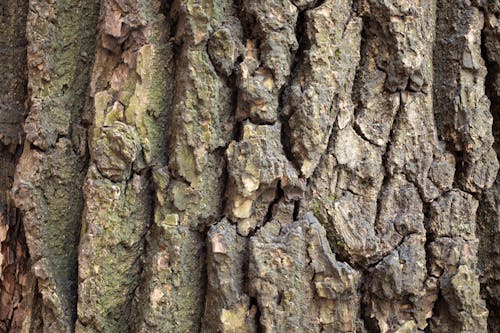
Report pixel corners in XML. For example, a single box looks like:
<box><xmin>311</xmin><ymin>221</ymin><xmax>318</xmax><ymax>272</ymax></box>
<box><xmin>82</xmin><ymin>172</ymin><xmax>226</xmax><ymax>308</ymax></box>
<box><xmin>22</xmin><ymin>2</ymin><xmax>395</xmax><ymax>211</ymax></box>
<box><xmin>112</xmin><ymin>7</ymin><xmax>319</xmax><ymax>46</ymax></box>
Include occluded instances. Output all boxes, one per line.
<box><xmin>1</xmin><ymin>0</ymin><xmax>499</xmax><ymax>332</ymax></box>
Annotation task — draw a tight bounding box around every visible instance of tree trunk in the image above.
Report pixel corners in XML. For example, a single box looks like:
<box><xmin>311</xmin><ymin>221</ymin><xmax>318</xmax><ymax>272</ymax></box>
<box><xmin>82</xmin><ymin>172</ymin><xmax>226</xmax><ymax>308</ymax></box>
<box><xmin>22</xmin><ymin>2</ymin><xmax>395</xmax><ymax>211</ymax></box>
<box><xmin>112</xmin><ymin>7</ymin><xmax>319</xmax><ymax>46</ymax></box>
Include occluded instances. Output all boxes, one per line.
<box><xmin>1</xmin><ymin>0</ymin><xmax>499</xmax><ymax>332</ymax></box>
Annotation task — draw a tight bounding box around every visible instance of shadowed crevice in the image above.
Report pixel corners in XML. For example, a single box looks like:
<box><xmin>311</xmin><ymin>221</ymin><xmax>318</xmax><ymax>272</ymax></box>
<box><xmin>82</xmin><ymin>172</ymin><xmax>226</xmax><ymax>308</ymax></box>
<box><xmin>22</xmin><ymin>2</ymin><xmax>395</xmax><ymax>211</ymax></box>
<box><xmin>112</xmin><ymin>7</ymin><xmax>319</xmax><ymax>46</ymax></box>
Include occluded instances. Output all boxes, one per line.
<box><xmin>0</xmin><ymin>0</ymin><xmax>33</xmax><ymax>331</ymax></box>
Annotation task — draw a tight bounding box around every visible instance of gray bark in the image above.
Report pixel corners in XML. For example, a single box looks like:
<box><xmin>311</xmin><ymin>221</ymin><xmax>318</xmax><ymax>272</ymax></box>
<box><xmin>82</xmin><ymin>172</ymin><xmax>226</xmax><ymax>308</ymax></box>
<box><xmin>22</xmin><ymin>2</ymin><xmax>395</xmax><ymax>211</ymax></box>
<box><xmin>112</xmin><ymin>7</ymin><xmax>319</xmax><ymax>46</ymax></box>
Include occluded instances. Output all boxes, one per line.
<box><xmin>1</xmin><ymin>0</ymin><xmax>499</xmax><ymax>332</ymax></box>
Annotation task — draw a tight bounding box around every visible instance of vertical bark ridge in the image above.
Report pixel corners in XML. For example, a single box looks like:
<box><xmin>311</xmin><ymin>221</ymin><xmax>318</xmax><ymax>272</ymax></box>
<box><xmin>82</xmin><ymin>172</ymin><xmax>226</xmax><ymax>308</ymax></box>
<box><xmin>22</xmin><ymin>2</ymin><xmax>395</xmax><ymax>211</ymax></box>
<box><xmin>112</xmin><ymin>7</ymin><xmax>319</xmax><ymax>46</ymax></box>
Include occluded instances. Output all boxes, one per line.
<box><xmin>76</xmin><ymin>0</ymin><xmax>173</xmax><ymax>332</ymax></box>
<box><xmin>134</xmin><ymin>0</ymin><xmax>237</xmax><ymax>331</ymax></box>
<box><xmin>8</xmin><ymin>0</ymin><xmax>100</xmax><ymax>331</ymax></box>
<box><xmin>427</xmin><ymin>0</ymin><xmax>497</xmax><ymax>331</ymax></box>
<box><xmin>0</xmin><ymin>0</ymin><xmax>32</xmax><ymax>331</ymax></box>
<box><xmin>478</xmin><ymin>2</ymin><xmax>500</xmax><ymax>332</ymax></box>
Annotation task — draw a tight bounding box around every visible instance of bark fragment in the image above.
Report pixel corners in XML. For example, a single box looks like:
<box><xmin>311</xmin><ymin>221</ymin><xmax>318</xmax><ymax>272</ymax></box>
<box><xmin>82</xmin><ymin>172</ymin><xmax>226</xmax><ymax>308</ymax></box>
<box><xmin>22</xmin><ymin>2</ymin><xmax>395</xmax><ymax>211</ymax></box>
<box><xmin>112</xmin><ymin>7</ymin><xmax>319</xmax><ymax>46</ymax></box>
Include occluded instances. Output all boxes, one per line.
<box><xmin>202</xmin><ymin>219</ymin><xmax>255</xmax><ymax>333</ymax></box>
<box><xmin>226</xmin><ymin>122</ymin><xmax>301</xmax><ymax>236</ymax></box>
<box><xmin>249</xmin><ymin>213</ymin><xmax>362</xmax><ymax>332</ymax></box>
<box><xmin>283</xmin><ymin>0</ymin><xmax>362</xmax><ymax>177</ymax></box>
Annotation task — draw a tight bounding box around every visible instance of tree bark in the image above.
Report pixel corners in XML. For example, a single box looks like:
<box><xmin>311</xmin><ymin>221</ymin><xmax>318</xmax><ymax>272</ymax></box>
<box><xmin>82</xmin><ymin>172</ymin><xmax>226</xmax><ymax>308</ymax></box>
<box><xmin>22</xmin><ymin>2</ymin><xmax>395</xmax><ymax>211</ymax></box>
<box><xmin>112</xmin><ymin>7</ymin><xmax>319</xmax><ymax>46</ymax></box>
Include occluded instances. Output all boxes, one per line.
<box><xmin>1</xmin><ymin>0</ymin><xmax>499</xmax><ymax>332</ymax></box>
